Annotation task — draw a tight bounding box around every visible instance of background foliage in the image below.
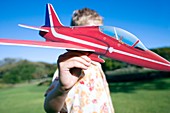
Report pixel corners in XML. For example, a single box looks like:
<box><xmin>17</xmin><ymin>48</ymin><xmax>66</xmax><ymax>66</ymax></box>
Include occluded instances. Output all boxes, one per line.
<box><xmin>0</xmin><ymin>47</ymin><xmax>170</xmax><ymax>84</ymax></box>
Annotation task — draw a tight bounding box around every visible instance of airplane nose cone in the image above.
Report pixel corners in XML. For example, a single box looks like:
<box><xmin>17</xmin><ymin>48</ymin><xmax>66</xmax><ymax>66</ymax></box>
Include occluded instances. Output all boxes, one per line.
<box><xmin>146</xmin><ymin>50</ymin><xmax>170</xmax><ymax>71</ymax></box>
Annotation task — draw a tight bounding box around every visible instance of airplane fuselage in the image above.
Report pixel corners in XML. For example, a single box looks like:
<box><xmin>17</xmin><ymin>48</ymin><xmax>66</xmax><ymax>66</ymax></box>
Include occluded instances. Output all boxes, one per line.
<box><xmin>40</xmin><ymin>25</ymin><xmax>170</xmax><ymax>71</ymax></box>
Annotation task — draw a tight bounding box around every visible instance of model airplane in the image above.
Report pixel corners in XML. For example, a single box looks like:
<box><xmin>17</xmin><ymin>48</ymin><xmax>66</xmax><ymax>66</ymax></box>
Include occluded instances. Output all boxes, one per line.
<box><xmin>0</xmin><ymin>4</ymin><xmax>170</xmax><ymax>71</ymax></box>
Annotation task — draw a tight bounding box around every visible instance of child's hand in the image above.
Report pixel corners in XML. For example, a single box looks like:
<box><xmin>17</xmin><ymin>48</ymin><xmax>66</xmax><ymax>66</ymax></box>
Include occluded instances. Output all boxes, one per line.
<box><xmin>57</xmin><ymin>51</ymin><xmax>91</xmax><ymax>91</ymax></box>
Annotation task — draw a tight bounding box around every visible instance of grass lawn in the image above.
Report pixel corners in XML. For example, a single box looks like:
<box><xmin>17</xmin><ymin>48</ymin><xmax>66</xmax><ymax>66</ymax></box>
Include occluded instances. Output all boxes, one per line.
<box><xmin>110</xmin><ymin>78</ymin><xmax>170</xmax><ymax>113</ymax></box>
<box><xmin>0</xmin><ymin>82</ymin><xmax>48</xmax><ymax>113</ymax></box>
<box><xmin>0</xmin><ymin>78</ymin><xmax>170</xmax><ymax>113</ymax></box>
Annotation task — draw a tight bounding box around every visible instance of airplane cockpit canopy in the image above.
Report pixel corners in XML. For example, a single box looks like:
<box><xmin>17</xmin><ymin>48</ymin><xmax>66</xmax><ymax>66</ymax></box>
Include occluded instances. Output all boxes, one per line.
<box><xmin>99</xmin><ymin>26</ymin><xmax>147</xmax><ymax>51</ymax></box>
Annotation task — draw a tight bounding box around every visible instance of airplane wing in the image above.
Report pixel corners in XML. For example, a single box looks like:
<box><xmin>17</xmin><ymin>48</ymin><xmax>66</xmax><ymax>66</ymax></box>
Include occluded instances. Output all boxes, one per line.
<box><xmin>0</xmin><ymin>38</ymin><xmax>94</xmax><ymax>52</ymax></box>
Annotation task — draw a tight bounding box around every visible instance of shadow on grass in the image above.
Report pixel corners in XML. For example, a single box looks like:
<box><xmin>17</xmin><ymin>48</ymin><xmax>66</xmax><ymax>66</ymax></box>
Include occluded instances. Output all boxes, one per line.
<box><xmin>109</xmin><ymin>78</ymin><xmax>170</xmax><ymax>93</ymax></box>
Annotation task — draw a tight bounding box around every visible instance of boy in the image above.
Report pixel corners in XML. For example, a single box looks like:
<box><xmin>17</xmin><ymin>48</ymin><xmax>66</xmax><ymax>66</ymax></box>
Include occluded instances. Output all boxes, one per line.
<box><xmin>44</xmin><ymin>8</ymin><xmax>114</xmax><ymax>113</ymax></box>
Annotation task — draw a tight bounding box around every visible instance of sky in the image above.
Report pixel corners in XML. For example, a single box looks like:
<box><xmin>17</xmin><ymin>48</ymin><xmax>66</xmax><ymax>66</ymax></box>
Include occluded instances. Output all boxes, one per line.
<box><xmin>0</xmin><ymin>0</ymin><xmax>170</xmax><ymax>63</ymax></box>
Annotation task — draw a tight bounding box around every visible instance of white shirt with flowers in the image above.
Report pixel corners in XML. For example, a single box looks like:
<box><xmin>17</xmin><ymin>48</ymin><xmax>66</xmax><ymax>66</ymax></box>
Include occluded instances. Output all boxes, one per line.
<box><xmin>46</xmin><ymin>62</ymin><xmax>114</xmax><ymax>113</ymax></box>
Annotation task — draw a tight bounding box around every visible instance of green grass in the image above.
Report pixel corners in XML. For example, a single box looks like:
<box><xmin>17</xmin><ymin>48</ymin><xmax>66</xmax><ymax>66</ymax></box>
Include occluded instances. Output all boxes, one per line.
<box><xmin>110</xmin><ymin>78</ymin><xmax>170</xmax><ymax>113</ymax></box>
<box><xmin>0</xmin><ymin>83</ymin><xmax>48</xmax><ymax>113</ymax></box>
<box><xmin>0</xmin><ymin>78</ymin><xmax>170</xmax><ymax>113</ymax></box>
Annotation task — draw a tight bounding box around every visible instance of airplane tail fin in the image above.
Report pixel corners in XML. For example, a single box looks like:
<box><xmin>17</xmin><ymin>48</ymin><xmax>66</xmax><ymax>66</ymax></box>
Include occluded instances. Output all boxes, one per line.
<box><xmin>45</xmin><ymin>4</ymin><xmax>63</xmax><ymax>27</ymax></box>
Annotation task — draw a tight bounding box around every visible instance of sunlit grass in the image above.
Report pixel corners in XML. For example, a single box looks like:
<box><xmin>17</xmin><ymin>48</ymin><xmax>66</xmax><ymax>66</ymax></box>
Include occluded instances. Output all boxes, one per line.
<box><xmin>110</xmin><ymin>78</ymin><xmax>170</xmax><ymax>113</ymax></box>
<box><xmin>0</xmin><ymin>78</ymin><xmax>170</xmax><ymax>113</ymax></box>
<box><xmin>0</xmin><ymin>83</ymin><xmax>47</xmax><ymax>113</ymax></box>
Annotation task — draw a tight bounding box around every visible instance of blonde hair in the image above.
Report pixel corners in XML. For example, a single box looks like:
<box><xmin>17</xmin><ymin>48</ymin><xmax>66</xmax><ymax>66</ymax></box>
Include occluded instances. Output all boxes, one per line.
<box><xmin>71</xmin><ymin>8</ymin><xmax>103</xmax><ymax>26</ymax></box>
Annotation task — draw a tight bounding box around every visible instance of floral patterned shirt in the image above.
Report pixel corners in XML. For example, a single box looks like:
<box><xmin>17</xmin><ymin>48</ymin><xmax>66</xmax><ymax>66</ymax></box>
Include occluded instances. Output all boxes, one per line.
<box><xmin>46</xmin><ymin>62</ymin><xmax>114</xmax><ymax>113</ymax></box>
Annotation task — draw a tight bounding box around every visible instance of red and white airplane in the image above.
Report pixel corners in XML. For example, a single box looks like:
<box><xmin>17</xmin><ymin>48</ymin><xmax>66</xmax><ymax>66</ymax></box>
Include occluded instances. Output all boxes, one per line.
<box><xmin>0</xmin><ymin>4</ymin><xmax>170</xmax><ymax>71</ymax></box>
